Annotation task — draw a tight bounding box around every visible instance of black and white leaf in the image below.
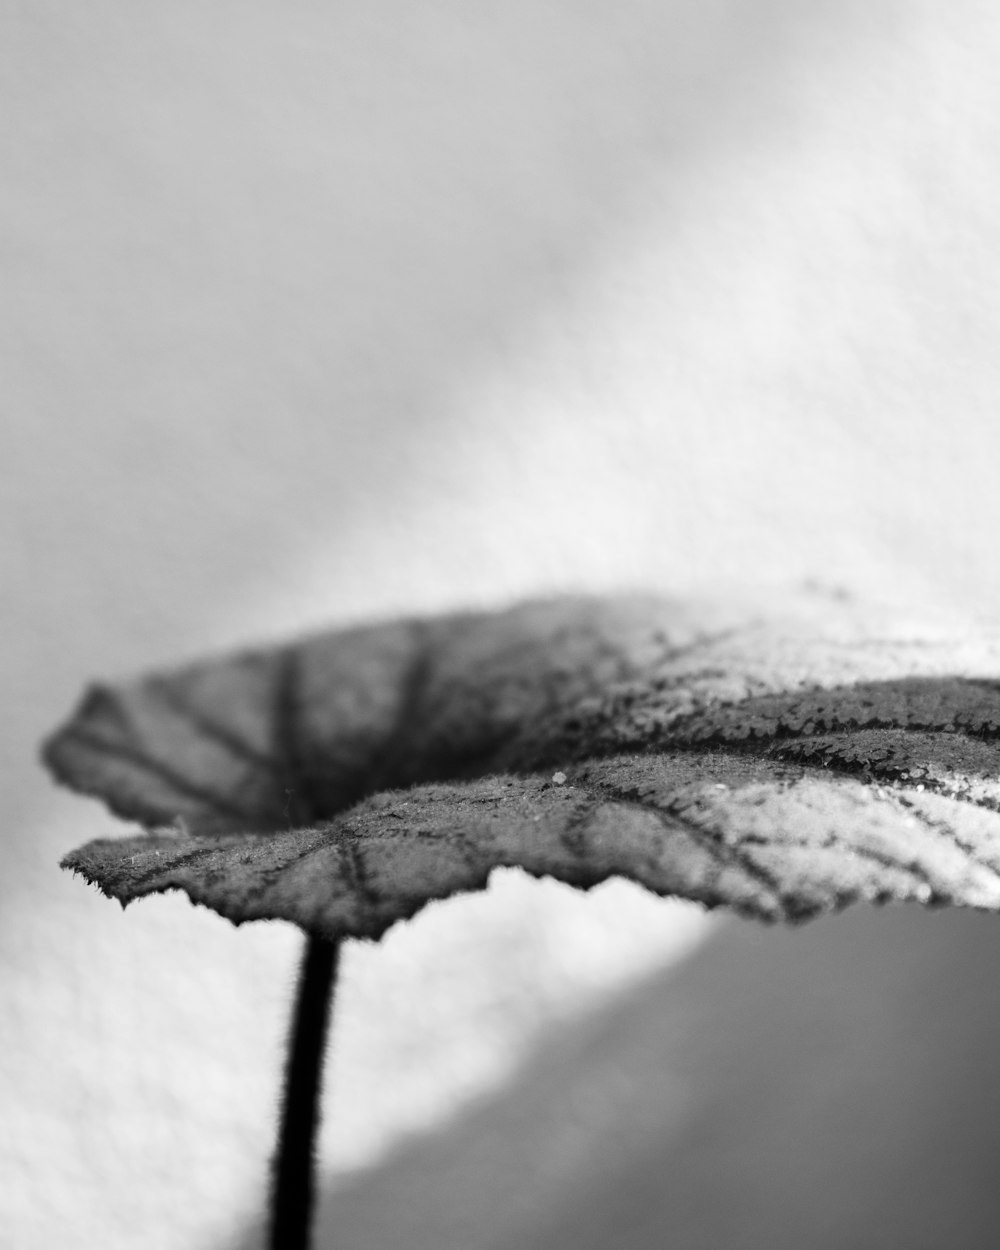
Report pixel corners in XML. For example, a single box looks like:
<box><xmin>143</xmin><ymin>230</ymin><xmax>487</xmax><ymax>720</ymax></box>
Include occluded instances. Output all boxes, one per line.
<box><xmin>44</xmin><ymin>594</ymin><xmax>1000</xmax><ymax>937</ymax></box>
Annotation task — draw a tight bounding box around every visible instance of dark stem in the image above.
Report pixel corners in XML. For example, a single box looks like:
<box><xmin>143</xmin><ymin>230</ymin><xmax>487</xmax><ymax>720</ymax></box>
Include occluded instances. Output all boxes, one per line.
<box><xmin>270</xmin><ymin>934</ymin><xmax>341</xmax><ymax>1250</ymax></box>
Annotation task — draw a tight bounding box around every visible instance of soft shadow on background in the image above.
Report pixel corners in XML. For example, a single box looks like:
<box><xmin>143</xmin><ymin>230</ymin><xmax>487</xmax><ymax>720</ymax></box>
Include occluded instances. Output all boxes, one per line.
<box><xmin>8</xmin><ymin>2</ymin><xmax>1000</xmax><ymax>1247</ymax></box>
<box><xmin>282</xmin><ymin>905</ymin><xmax>1000</xmax><ymax>1250</ymax></box>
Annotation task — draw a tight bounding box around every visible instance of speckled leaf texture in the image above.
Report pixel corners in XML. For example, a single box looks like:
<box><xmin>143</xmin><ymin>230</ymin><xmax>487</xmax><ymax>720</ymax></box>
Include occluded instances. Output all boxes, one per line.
<box><xmin>43</xmin><ymin>593</ymin><xmax>1000</xmax><ymax>938</ymax></box>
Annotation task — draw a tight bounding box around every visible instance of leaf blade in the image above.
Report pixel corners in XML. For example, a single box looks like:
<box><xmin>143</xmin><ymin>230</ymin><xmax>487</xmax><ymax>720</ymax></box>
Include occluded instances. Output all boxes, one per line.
<box><xmin>61</xmin><ymin>751</ymin><xmax>1000</xmax><ymax>938</ymax></box>
<box><xmin>47</xmin><ymin>594</ymin><xmax>1000</xmax><ymax>936</ymax></box>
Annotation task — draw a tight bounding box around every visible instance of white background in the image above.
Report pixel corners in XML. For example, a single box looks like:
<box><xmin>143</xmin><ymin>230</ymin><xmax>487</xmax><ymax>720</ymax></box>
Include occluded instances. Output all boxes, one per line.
<box><xmin>5</xmin><ymin>3</ymin><xmax>1000</xmax><ymax>1247</ymax></box>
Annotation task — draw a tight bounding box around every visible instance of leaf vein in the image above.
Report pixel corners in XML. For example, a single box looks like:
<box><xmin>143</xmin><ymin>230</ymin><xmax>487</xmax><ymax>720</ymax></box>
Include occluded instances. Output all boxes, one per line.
<box><xmin>146</xmin><ymin>678</ymin><xmax>279</xmax><ymax>775</ymax></box>
<box><xmin>60</xmin><ymin>728</ymin><xmax>255</xmax><ymax>823</ymax></box>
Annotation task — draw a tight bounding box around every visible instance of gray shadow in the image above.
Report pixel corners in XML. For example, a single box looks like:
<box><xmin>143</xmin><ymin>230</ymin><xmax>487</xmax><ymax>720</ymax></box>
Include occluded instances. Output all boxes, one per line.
<box><xmin>233</xmin><ymin>903</ymin><xmax>1000</xmax><ymax>1249</ymax></box>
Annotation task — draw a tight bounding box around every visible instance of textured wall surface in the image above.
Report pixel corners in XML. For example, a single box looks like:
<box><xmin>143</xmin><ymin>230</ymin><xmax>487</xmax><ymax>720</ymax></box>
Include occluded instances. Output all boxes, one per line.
<box><xmin>5</xmin><ymin>3</ymin><xmax>1000</xmax><ymax>1247</ymax></box>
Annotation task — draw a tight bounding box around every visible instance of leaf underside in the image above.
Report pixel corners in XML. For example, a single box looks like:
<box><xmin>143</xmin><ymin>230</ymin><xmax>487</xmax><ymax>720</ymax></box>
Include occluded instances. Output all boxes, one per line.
<box><xmin>44</xmin><ymin>593</ymin><xmax>1000</xmax><ymax>938</ymax></box>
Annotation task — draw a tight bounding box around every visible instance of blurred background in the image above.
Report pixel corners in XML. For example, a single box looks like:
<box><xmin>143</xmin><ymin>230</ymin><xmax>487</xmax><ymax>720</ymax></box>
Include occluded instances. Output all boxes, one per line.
<box><xmin>6</xmin><ymin>2</ymin><xmax>1000</xmax><ymax>1246</ymax></box>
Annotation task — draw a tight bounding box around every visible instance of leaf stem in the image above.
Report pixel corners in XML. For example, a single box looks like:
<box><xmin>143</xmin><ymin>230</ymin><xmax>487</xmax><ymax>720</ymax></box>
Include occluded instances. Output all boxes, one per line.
<box><xmin>270</xmin><ymin>934</ymin><xmax>341</xmax><ymax>1250</ymax></box>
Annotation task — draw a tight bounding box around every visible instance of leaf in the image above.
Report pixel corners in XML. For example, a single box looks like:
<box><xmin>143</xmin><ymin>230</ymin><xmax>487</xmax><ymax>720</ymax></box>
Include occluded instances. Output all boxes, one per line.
<box><xmin>43</xmin><ymin>593</ymin><xmax>1000</xmax><ymax>938</ymax></box>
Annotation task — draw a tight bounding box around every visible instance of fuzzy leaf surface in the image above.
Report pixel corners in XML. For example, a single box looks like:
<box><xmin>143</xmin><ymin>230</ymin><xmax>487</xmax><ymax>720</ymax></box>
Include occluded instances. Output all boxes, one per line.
<box><xmin>45</xmin><ymin>594</ymin><xmax>1000</xmax><ymax>937</ymax></box>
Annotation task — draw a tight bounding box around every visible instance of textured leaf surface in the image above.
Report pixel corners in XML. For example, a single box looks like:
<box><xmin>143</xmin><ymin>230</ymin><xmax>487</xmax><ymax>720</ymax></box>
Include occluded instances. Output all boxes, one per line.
<box><xmin>44</xmin><ymin>594</ymin><xmax>1000</xmax><ymax>938</ymax></box>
